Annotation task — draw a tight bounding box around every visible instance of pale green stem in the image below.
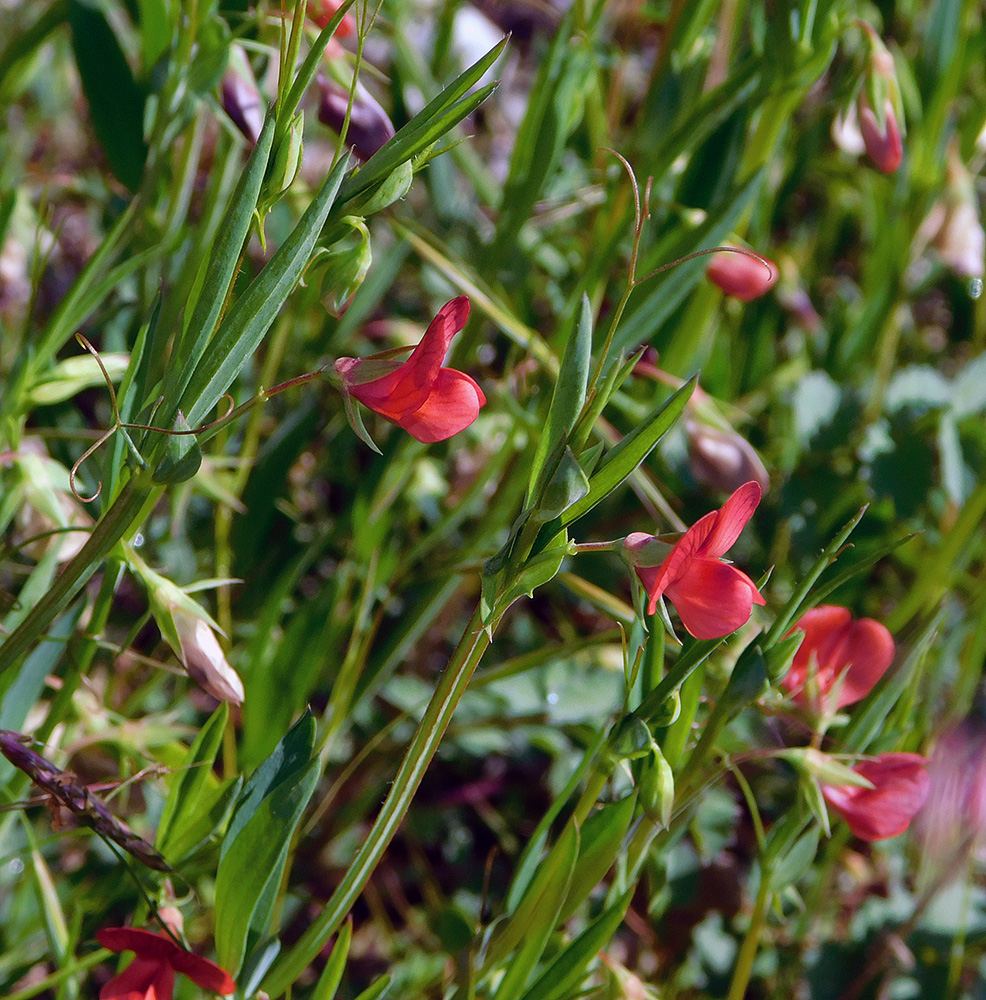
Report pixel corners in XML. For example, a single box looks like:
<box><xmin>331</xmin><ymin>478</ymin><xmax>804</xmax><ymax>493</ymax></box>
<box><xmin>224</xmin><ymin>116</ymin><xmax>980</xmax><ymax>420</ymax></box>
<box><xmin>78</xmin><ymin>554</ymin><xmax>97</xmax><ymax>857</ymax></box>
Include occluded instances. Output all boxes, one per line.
<box><xmin>726</xmin><ymin>868</ymin><xmax>772</xmax><ymax>1000</ymax></box>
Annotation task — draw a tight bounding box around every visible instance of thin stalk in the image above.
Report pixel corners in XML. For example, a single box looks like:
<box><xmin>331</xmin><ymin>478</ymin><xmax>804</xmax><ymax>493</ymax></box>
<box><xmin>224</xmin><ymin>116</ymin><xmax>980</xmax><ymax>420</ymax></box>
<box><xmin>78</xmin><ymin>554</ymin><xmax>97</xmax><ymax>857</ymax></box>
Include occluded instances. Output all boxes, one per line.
<box><xmin>726</xmin><ymin>868</ymin><xmax>772</xmax><ymax>1000</ymax></box>
<box><xmin>263</xmin><ymin>604</ymin><xmax>492</xmax><ymax>996</ymax></box>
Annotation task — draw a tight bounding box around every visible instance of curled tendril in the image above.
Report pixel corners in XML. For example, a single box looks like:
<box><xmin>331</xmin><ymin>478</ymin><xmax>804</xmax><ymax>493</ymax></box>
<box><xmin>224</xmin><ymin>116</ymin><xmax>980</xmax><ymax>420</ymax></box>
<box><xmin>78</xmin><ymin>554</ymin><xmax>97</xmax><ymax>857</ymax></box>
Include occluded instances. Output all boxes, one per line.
<box><xmin>636</xmin><ymin>246</ymin><xmax>775</xmax><ymax>288</ymax></box>
<box><xmin>70</xmin><ymin>426</ymin><xmax>116</xmax><ymax>502</ymax></box>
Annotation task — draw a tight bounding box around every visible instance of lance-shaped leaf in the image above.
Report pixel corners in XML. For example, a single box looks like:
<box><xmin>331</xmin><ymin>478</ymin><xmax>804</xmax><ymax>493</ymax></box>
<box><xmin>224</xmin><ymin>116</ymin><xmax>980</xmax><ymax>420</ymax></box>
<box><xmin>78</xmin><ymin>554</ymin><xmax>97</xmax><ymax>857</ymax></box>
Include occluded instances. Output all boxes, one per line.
<box><xmin>528</xmin><ymin>294</ymin><xmax>594</xmax><ymax>501</ymax></box>
<box><xmin>533</xmin><ymin>448</ymin><xmax>590</xmax><ymax>523</ymax></box>
<box><xmin>179</xmin><ymin>155</ymin><xmax>348</xmax><ymax>427</ymax></box>
<box><xmin>533</xmin><ymin>378</ymin><xmax>696</xmax><ymax>552</ymax></box>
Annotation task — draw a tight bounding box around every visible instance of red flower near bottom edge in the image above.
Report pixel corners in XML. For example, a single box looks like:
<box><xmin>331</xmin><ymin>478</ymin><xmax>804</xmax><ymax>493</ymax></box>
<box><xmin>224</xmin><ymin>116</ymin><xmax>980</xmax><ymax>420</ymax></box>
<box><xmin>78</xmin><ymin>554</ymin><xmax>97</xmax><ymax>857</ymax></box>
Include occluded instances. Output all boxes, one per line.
<box><xmin>821</xmin><ymin>753</ymin><xmax>930</xmax><ymax>842</ymax></box>
<box><xmin>96</xmin><ymin>927</ymin><xmax>234</xmax><ymax>1000</ymax></box>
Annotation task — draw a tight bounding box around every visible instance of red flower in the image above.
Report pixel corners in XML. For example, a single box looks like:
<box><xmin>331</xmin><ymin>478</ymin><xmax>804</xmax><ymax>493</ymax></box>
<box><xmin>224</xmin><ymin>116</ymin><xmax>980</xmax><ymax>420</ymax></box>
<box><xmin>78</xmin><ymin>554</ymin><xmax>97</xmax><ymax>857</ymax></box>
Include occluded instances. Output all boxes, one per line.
<box><xmin>821</xmin><ymin>753</ymin><xmax>930</xmax><ymax>842</ymax></box>
<box><xmin>782</xmin><ymin>605</ymin><xmax>894</xmax><ymax>712</ymax></box>
<box><xmin>96</xmin><ymin>927</ymin><xmax>234</xmax><ymax>1000</ymax></box>
<box><xmin>706</xmin><ymin>247</ymin><xmax>777</xmax><ymax>301</ymax></box>
<box><xmin>335</xmin><ymin>296</ymin><xmax>486</xmax><ymax>443</ymax></box>
<box><xmin>625</xmin><ymin>481</ymin><xmax>766</xmax><ymax>640</ymax></box>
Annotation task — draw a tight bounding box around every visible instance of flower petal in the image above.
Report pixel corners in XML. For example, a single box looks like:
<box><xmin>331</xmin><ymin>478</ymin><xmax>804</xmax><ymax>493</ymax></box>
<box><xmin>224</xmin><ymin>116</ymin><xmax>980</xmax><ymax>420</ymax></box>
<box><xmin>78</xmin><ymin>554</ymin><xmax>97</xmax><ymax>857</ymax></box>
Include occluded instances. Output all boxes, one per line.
<box><xmin>835</xmin><ymin>617</ymin><xmax>894</xmax><ymax>708</ymax></box>
<box><xmin>664</xmin><ymin>557</ymin><xmax>765</xmax><ymax>639</ymax></box>
<box><xmin>395</xmin><ymin>368</ymin><xmax>486</xmax><ymax>443</ymax></box>
<box><xmin>344</xmin><ymin>297</ymin><xmax>471</xmax><ymax>421</ymax></box>
<box><xmin>701</xmin><ymin>481</ymin><xmax>762</xmax><ymax>558</ymax></box>
<box><xmin>822</xmin><ymin>753</ymin><xmax>929</xmax><ymax>841</ymax></box>
<box><xmin>99</xmin><ymin>957</ymin><xmax>174</xmax><ymax>1000</ymax></box>
<box><xmin>96</xmin><ymin>928</ymin><xmax>179</xmax><ymax>960</ymax></box>
<box><xmin>643</xmin><ymin>510</ymin><xmax>721</xmax><ymax>610</ymax></box>
<box><xmin>170</xmin><ymin>951</ymin><xmax>236</xmax><ymax>995</ymax></box>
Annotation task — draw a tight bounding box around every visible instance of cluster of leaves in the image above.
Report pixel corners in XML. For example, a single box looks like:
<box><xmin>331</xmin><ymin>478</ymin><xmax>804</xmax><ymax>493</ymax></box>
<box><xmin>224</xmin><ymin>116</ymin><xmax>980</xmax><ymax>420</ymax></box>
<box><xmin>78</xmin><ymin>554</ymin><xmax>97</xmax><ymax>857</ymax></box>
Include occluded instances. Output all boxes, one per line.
<box><xmin>1</xmin><ymin>1</ymin><xmax>985</xmax><ymax>999</ymax></box>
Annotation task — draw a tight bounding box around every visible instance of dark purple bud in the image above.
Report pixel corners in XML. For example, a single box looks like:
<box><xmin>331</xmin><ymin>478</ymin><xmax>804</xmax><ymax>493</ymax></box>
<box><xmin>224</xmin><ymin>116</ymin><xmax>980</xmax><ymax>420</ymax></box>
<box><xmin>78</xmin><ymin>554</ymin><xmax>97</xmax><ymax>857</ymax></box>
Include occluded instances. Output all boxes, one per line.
<box><xmin>220</xmin><ymin>47</ymin><xmax>265</xmax><ymax>145</ymax></box>
<box><xmin>318</xmin><ymin>77</ymin><xmax>395</xmax><ymax>161</ymax></box>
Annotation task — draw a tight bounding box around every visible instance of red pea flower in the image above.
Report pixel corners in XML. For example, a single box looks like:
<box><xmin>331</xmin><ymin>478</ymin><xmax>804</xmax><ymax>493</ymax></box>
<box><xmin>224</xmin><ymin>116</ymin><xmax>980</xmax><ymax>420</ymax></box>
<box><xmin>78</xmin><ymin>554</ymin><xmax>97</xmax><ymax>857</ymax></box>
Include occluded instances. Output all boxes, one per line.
<box><xmin>625</xmin><ymin>481</ymin><xmax>766</xmax><ymax>640</ymax></box>
<box><xmin>706</xmin><ymin>247</ymin><xmax>777</xmax><ymax>301</ymax></box>
<box><xmin>821</xmin><ymin>753</ymin><xmax>930</xmax><ymax>842</ymax></box>
<box><xmin>96</xmin><ymin>927</ymin><xmax>234</xmax><ymax>1000</ymax></box>
<box><xmin>782</xmin><ymin>605</ymin><xmax>894</xmax><ymax>712</ymax></box>
<box><xmin>335</xmin><ymin>296</ymin><xmax>486</xmax><ymax>443</ymax></box>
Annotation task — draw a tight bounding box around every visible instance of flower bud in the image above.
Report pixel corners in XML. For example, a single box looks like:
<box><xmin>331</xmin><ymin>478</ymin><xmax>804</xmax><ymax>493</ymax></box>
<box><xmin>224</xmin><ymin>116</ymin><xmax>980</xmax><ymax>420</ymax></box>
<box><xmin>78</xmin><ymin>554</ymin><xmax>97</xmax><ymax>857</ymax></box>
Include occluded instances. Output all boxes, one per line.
<box><xmin>639</xmin><ymin>744</ymin><xmax>675</xmax><ymax>829</ymax></box>
<box><xmin>267</xmin><ymin>111</ymin><xmax>305</xmax><ymax>198</ymax></box>
<box><xmin>686</xmin><ymin>421</ymin><xmax>769</xmax><ymax>495</ymax></box>
<box><xmin>172</xmin><ymin>609</ymin><xmax>245</xmax><ymax>705</ymax></box>
<box><xmin>318</xmin><ymin>77</ymin><xmax>395</xmax><ymax>162</ymax></box>
<box><xmin>220</xmin><ymin>45</ymin><xmax>265</xmax><ymax>146</ymax></box>
<box><xmin>355</xmin><ymin>159</ymin><xmax>413</xmax><ymax>215</ymax></box>
<box><xmin>306</xmin><ymin>216</ymin><xmax>372</xmax><ymax>316</ymax></box>
<box><xmin>856</xmin><ymin>24</ymin><xmax>905</xmax><ymax>174</ymax></box>
<box><xmin>705</xmin><ymin>246</ymin><xmax>777</xmax><ymax>301</ymax></box>
<box><xmin>131</xmin><ymin>555</ymin><xmax>245</xmax><ymax>705</ymax></box>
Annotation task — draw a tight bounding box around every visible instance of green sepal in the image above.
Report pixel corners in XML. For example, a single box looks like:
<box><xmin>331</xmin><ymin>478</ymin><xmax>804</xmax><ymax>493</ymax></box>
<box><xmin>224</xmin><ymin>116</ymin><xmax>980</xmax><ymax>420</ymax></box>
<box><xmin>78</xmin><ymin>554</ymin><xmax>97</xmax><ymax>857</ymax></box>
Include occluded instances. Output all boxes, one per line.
<box><xmin>532</xmin><ymin>447</ymin><xmax>589</xmax><ymax>523</ymax></box>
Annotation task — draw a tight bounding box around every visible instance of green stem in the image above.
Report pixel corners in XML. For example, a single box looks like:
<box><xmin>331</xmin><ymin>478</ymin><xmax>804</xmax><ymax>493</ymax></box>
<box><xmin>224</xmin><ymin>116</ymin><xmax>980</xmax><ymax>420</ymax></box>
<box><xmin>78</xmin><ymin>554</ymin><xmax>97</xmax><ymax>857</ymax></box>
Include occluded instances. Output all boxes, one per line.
<box><xmin>0</xmin><ymin>476</ymin><xmax>154</xmax><ymax>676</ymax></box>
<box><xmin>726</xmin><ymin>867</ymin><xmax>772</xmax><ymax>1000</ymax></box>
<box><xmin>262</xmin><ymin>604</ymin><xmax>492</xmax><ymax>996</ymax></box>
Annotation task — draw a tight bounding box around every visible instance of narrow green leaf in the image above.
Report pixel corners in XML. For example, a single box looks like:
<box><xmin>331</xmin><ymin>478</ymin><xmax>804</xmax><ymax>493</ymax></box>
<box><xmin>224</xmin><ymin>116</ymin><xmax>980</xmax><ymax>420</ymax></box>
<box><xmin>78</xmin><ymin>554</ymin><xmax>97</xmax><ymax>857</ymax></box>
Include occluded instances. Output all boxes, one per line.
<box><xmin>533</xmin><ymin>377</ymin><xmax>696</xmax><ymax>550</ymax></box>
<box><xmin>560</xmin><ymin>794</ymin><xmax>636</xmax><ymax>920</ymax></box>
<box><xmin>180</xmin><ymin>155</ymin><xmax>349</xmax><ymax>427</ymax></box>
<box><xmin>769</xmin><ymin>827</ymin><xmax>820</xmax><ymax>891</ymax></box>
<box><xmin>155</xmin><ymin>702</ymin><xmax>228</xmax><ymax>854</ymax></box>
<box><xmin>151</xmin><ymin>411</ymin><xmax>203</xmax><ymax>484</ymax></box>
<box><xmin>310</xmin><ymin>922</ymin><xmax>352</xmax><ymax>1000</ymax></box>
<box><xmin>335</xmin><ymin>36</ymin><xmax>507</xmax><ymax>206</ymax></box>
<box><xmin>529</xmin><ymin>294</ymin><xmax>594</xmax><ymax>499</ymax></box>
<box><xmin>353</xmin><ymin>975</ymin><xmax>391</xmax><ymax>1000</ymax></box>
<box><xmin>215</xmin><ymin>758</ymin><xmax>319</xmax><ymax>974</ymax></box>
<box><xmin>516</xmin><ymin>889</ymin><xmax>633</xmax><ymax>1000</ymax></box>
<box><xmin>135</xmin><ymin>0</ymin><xmax>172</xmax><ymax>71</ymax></box>
<box><xmin>159</xmin><ymin>775</ymin><xmax>241</xmax><ymax>863</ymax></box>
<box><xmin>162</xmin><ymin>114</ymin><xmax>277</xmax><ymax>418</ymax></box>
<box><xmin>488</xmin><ymin>825</ymin><xmax>579</xmax><ymax>1000</ymax></box>
<box><xmin>68</xmin><ymin>0</ymin><xmax>147</xmax><ymax>191</ymax></box>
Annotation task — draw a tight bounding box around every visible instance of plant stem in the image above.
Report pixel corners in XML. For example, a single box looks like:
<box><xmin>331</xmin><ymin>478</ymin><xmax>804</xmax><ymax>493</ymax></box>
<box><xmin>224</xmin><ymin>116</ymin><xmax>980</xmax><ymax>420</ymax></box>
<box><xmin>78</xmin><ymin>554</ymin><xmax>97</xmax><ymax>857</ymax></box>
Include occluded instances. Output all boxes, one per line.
<box><xmin>263</xmin><ymin>603</ymin><xmax>492</xmax><ymax>996</ymax></box>
<box><xmin>726</xmin><ymin>866</ymin><xmax>772</xmax><ymax>1000</ymax></box>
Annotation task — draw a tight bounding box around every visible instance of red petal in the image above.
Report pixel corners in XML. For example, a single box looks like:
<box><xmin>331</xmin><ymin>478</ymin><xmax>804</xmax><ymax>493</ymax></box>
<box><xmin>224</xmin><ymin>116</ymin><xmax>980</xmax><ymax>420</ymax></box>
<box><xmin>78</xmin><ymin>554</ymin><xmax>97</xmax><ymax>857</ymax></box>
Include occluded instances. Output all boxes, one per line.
<box><xmin>393</xmin><ymin>368</ymin><xmax>485</xmax><ymax>442</ymax></box>
<box><xmin>99</xmin><ymin>957</ymin><xmax>174</xmax><ymax>1000</ymax></box>
<box><xmin>835</xmin><ymin>617</ymin><xmax>894</xmax><ymax>708</ymax></box>
<box><xmin>644</xmin><ymin>510</ymin><xmax>720</xmax><ymax>611</ymax></box>
<box><xmin>783</xmin><ymin>606</ymin><xmax>853</xmax><ymax>700</ymax></box>
<box><xmin>346</xmin><ymin>297</ymin><xmax>471</xmax><ymax>420</ymax></box>
<box><xmin>664</xmin><ymin>557</ymin><xmax>764</xmax><ymax>639</ymax></box>
<box><xmin>701</xmin><ymin>481</ymin><xmax>762</xmax><ymax>558</ymax></box>
<box><xmin>170</xmin><ymin>951</ymin><xmax>236</xmax><ymax>995</ymax></box>
<box><xmin>96</xmin><ymin>929</ymin><xmax>179</xmax><ymax>961</ymax></box>
<box><xmin>822</xmin><ymin>753</ymin><xmax>929</xmax><ymax>841</ymax></box>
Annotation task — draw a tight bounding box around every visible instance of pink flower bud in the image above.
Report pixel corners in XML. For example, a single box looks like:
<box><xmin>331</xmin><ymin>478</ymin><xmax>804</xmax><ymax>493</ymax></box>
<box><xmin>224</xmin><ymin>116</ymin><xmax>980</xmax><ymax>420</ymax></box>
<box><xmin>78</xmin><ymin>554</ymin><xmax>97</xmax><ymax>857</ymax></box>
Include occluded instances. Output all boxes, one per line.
<box><xmin>172</xmin><ymin>609</ymin><xmax>244</xmax><ymax>705</ymax></box>
<box><xmin>858</xmin><ymin>95</ymin><xmax>903</xmax><ymax>174</ymax></box>
<box><xmin>686</xmin><ymin>421</ymin><xmax>769</xmax><ymax>495</ymax></box>
<box><xmin>220</xmin><ymin>47</ymin><xmax>264</xmax><ymax>146</ymax></box>
<box><xmin>705</xmin><ymin>247</ymin><xmax>777</xmax><ymax>301</ymax></box>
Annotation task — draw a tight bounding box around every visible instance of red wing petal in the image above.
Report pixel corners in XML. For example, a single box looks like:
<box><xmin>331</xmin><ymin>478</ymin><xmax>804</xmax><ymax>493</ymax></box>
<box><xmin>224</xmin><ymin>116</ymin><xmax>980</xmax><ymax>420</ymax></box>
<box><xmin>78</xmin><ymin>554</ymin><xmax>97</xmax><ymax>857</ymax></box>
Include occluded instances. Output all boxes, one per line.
<box><xmin>395</xmin><ymin>368</ymin><xmax>485</xmax><ymax>442</ymax></box>
<box><xmin>701</xmin><ymin>481</ymin><xmax>762</xmax><ymax>558</ymax></box>
<box><xmin>664</xmin><ymin>557</ymin><xmax>764</xmax><ymax>639</ymax></box>
<box><xmin>170</xmin><ymin>951</ymin><xmax>236</xmax><ymax>995</ymax></box>
<box><xmin>644</xmin><ymin>510</ymin><xmax>721</xmax><ymax>613</ymax></box>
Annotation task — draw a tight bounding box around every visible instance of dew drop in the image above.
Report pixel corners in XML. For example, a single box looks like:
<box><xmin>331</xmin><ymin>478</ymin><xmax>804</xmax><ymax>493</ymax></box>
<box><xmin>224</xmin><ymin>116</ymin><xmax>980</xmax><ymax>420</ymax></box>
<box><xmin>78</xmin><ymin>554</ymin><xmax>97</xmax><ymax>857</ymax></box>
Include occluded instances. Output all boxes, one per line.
<box><xmin>546</xmin><ymin>691</ymin><xmax>559</xmax><ymax>705</ymax></box>
<box><xmin>969</xmin><ymin>278</ymin><xmax>983</xmax><ymax>300</ymax></box>
<box><xmin>7</xmin><ymin>858</ymin><xmax>24</xmax><ymax>875</ymax></box>
<box><xmin>132</xmin><ymin>533</ymin><xmax>144</xmax><ymax>547</ymax></box>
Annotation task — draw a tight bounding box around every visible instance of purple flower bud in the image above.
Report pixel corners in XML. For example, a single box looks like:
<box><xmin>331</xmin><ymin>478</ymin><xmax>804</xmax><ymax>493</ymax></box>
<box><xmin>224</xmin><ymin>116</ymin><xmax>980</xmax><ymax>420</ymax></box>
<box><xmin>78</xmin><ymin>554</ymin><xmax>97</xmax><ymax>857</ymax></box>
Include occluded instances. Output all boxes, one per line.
<box><xmin>318</xmin><ymin>77</ymin><xmax>395</xmax><ymax>161</ymax></box>
<box><xmin>220</xmin><ymin>47</ymin><xmax>265</xmax><ymax>145</ymax></box>
<box><xmin>686</xmin><ymin>421</ymin><xmax>770</xmax><ymax>495</ymax></box>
